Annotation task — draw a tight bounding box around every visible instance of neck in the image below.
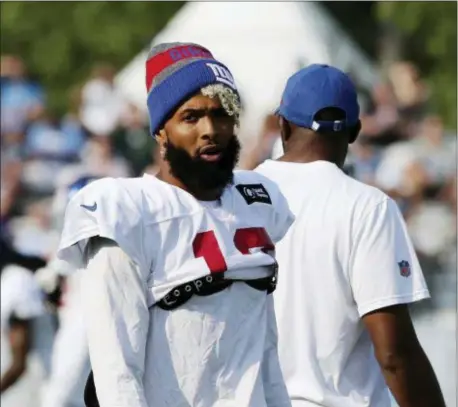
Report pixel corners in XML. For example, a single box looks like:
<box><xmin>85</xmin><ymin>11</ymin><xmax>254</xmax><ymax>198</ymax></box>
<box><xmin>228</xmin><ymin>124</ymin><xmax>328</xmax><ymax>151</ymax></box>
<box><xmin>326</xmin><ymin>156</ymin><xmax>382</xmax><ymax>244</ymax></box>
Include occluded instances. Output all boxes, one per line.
<box><xmin>279</xmin><ymin>148</ymin><xmax>345</xmax><ymax>169</ymax></box>
<box><xmin>156</xmin><ymin>162</ymin><xmax>223</xmax><ymax>201</ymax></box>
<box><xmin>280</xmin><ymin>132</ymin><xmax>346</xmax><ymax>168</ymax></box>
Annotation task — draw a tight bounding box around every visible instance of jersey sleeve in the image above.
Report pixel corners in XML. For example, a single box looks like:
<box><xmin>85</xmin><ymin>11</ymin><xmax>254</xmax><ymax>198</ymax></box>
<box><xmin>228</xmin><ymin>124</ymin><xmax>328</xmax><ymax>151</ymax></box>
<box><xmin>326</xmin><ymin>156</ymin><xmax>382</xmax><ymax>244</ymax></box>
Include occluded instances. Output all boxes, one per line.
<box><xmin>81</xmin><ymin>238</ymin><xmax>149</xmax><ymax>407</ymax></box>
<box><xmin>57</xmin><ymin>178</ymin><xmax>147</xmax><ymax>273</ymax></box>
<box><xmin>262</xmin><ymin>177</ymin><xmax>295</xmax><ymax>244</ymax></box>
<box><xmin>350</xmin><ymin>198</ymin><xmax>430</xmax><ymax>317</ymax></box>
<box><xmin>244</xmin><ymin>169</ymin><xmax>295</xmax><ymax>244</ymax></box>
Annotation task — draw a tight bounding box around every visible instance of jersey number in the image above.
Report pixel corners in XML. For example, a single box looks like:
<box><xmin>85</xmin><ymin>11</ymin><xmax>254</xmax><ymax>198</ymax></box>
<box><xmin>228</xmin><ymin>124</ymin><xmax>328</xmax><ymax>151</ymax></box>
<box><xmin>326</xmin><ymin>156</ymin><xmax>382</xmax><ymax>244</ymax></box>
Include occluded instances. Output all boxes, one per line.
<box><xmin>192</xmin><ymin>227</ymin><xmax>274</xmax><ymax>273</ymax></box>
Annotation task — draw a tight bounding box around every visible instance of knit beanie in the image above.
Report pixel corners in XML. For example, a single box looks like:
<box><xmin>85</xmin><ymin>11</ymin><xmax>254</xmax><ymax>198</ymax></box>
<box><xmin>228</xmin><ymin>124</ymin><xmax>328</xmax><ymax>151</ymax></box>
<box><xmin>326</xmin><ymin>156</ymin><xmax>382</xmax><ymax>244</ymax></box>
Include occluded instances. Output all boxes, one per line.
<box><xmin>146</xmin><ymin>42</ymin><xmax>239</xmax><ymax>136</ymax></box>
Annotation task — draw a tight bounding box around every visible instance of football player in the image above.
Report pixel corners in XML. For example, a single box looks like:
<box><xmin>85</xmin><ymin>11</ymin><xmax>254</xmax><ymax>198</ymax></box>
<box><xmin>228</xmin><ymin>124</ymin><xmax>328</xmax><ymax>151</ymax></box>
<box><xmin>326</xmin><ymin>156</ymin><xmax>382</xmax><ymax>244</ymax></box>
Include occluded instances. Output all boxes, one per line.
<box><xmin>57</xmin><ymin>43</ymin><xmax>294</xmax><ymax>407</ymax></box>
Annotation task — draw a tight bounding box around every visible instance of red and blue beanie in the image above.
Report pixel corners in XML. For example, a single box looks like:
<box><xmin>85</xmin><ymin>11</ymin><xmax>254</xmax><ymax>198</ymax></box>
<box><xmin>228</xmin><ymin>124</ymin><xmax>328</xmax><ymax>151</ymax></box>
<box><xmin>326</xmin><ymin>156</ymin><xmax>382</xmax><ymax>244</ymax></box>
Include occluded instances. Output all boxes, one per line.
<box><xmin>146</xmin><ymin>42</ymin><xmax>239</xmax><ymax>137</ymax></box>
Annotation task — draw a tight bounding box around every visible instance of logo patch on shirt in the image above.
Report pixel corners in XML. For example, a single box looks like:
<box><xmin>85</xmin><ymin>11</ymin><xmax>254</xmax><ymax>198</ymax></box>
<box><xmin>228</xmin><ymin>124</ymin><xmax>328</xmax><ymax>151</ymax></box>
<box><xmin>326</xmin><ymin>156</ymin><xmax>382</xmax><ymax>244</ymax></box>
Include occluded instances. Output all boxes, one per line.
<box><xmin>235</xmin><ymin>184</ymin><xmax>272</xmax><ymax>205</ymax></box>
<box><xmin>80</xmin><ymin>202</ymin><xmax>97</xmax><ymax>212</ymax></box>
<box><xmin>398</xmin><ymin>260</ymin><xmax>411</xmax><ymax>277</ymax></box>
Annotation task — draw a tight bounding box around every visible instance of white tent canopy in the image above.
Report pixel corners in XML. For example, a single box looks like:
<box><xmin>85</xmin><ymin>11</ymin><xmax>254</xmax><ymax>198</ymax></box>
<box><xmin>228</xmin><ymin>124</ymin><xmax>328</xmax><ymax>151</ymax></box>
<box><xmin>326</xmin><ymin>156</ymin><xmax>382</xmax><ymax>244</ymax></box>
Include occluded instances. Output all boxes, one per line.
<box><xmin>116</xmin><ymin>1</ymin><xmax>378</xmax><ymax>143</ymax></box>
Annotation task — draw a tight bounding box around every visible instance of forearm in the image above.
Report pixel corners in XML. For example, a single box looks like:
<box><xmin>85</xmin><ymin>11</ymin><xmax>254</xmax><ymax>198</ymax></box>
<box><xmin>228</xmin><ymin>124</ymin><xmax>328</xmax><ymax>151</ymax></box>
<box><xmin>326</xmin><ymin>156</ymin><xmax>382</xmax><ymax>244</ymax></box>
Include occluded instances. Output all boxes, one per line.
<box><xmin>380</xmin><ymin>347</ymin><xmax>445</xmax><ymax>407</ymax></box>
<box><xmin>0</xmin><ymin>362</ymin><xmax>26</xmax><ymax>393</ymax></box>
<box><xmin>83</xmin><ymin>238</ymin><xmax>149</xmax><ymax>407</ymax></box>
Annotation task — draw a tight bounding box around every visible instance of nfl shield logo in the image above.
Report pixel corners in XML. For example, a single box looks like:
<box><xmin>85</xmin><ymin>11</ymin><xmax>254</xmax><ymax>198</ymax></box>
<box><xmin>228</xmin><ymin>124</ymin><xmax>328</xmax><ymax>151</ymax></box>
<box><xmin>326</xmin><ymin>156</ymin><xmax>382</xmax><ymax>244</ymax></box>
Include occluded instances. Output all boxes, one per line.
<box><xmin>398</xmin><ymin>261</ymin><xmax>411</xmax><ymax>277</ymax></box>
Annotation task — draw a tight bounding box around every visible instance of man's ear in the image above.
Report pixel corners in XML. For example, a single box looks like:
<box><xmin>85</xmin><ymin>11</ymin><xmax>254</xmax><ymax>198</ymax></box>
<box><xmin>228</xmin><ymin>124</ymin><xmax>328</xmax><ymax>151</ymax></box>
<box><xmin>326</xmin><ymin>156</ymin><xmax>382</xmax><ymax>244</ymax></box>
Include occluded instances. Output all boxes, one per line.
<box><xmin>279</xmin><ymin>116</ymin><xmax>292</xmax><ymax>143</ymax></box>
<box><xmin>156</xmin><ymin>128</ymin><xmax>167</xmax><ymax>147</ymax></box>
<box><xmin>348</xmin><ymin>120</ymin><xmax>361</xmax><ymax>144</ymax></box>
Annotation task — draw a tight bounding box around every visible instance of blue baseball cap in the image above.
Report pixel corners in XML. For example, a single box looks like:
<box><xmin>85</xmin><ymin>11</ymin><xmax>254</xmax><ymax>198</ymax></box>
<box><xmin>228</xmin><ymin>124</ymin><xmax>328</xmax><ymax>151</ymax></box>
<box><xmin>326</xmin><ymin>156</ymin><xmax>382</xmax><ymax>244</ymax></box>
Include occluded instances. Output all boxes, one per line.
<box><xmin>276</xmin><ymin>64</ymin><xmax>360</xmax><ymax>132</ymax></box>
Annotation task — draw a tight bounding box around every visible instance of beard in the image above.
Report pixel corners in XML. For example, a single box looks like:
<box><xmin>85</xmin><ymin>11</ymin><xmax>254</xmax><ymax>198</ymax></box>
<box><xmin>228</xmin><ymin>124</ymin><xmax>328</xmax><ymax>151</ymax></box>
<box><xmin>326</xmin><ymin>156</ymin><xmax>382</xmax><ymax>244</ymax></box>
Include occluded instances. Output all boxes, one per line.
<box><xmin>164</xmin><ymin>135</ymin><xmax>240</xmax><ymax>194</ymax></box>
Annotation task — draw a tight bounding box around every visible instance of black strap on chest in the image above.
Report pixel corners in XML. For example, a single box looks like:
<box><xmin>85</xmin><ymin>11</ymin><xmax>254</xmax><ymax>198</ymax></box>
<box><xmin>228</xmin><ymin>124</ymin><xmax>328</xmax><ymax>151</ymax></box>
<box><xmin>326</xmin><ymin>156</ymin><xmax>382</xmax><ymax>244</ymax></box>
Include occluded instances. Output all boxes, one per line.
<box><xmin>156</xmin><ymin>265</ymin><xmax>278</xmax><ymax>311</ymax></box>
<box><xmin>84</xmin><ymin>370</ymin><xmax>99</xmax><ymax>407</ymax></box>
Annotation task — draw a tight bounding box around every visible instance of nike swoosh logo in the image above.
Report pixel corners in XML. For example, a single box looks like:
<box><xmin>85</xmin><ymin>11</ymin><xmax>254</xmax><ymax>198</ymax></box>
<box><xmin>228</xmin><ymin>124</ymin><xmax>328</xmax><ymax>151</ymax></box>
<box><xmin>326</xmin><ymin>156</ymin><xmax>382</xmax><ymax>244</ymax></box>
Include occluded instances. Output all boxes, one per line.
<box><xmin>80</xmin><ymin>202</ymin><xmax>97</xmax><ymax>212</ymax></box>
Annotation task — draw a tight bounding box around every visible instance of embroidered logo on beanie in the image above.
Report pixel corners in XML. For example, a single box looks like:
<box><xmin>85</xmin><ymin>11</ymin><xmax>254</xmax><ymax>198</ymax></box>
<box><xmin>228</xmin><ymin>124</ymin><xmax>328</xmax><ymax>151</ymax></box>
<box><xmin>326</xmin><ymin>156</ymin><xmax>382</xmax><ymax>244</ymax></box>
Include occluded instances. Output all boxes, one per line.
<box><xmin>145</xmin><ymin>42</ymin><xmax>239</xmax><ymax>136</ymax></box>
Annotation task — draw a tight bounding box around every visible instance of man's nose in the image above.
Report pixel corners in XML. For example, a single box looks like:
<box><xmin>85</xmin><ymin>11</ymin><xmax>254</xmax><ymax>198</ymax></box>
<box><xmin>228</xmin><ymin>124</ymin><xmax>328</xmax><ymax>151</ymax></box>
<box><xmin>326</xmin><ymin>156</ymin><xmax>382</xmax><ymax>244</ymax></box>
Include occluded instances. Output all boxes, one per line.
<box><xmin>198</xmin><ymin>116</ymin><xmax>218</xmax><ymax>141</ymax></box>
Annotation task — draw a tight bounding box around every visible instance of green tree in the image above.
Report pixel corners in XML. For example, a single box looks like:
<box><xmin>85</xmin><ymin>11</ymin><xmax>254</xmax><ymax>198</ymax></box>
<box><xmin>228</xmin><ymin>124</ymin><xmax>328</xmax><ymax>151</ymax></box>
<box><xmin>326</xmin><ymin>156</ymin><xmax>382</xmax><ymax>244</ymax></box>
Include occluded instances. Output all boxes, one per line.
<box><xmin>0</xmin><ymin>2</ymin><xmax>184</xmax><ymax>114</ymax></box>
<box><xmin>377</xmin><ymin>2</ymin><xmax>457</xmax><ymax>128</ymax></box>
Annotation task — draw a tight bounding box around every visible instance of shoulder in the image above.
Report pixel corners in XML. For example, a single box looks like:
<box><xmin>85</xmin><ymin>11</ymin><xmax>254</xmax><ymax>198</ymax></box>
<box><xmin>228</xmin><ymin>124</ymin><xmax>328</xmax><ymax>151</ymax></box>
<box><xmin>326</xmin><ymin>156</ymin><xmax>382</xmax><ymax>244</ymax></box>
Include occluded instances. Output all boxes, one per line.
<box><xmin>233</xmin><ymin>170</ymin><xmax>294</xmax><ymax>243</ymax></box>
<box><xmin>70</xmin><ymin>175</ymin><xmax>165</xmax><ymax>218</ymax></box>
<box><xmin>59</xmin><ymin>177</ymin><xmax>145</xmax><ymax>260</ymax></box>
<box><xmin>342</xmin><ymin>177</ymin><xmax>406</xmax><ymax>239</ymax></box>
<box><xmin>75</xmin><ymin>176</ymin><xmax>141</xmax><ymax>202</ymax></box>
<box><xmin>340</xmin><ymin>172</ymin><xmax>391</xmax><ymax>216</ymax></box>
<box><xmin>59</xmin><ymin>175</ymin><xmax>168</xmax><ymax>269</ymax></box>
<box><xmin>233</xmin><ymin>169</ymin><xmax>284</xmax><ymax>203</ymax></box>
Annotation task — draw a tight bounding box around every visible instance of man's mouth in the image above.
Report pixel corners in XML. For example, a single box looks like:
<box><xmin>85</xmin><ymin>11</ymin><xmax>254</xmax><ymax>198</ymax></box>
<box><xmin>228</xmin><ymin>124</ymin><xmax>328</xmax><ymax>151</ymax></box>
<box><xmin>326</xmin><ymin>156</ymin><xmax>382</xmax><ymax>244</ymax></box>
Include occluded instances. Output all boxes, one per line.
<box><xmin>199</xmin><ymin>145</ymin><xmax>223</xmax><ymax>162</ymax></box>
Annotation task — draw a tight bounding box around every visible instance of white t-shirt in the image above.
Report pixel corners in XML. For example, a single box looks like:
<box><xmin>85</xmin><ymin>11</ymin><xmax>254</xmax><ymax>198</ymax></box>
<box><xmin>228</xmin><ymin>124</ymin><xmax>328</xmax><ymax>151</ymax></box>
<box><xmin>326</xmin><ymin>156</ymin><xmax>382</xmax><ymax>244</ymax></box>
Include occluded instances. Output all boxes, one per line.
<box><xmin>256</xmin><ymin>160</ymin><xmax>430</xmax><ymax>407</ymax></box>
<box><xmin>57</xmin><ymin>171</ymin><xmax>295</xmax><ymax>407</ymax></box>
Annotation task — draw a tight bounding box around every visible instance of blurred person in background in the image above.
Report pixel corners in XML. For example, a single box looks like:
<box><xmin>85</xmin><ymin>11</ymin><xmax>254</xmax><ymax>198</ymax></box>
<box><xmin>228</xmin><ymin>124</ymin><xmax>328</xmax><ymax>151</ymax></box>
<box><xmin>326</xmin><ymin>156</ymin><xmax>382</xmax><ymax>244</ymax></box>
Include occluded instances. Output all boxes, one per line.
<box><xmin>388</xmin><ymin>62</ymin><xmax>429</xmax><ymax>121</ymax></box>
<box><xmin>61</xmin><ymin>85</ymin><xmax>89</xmax><ymax>156</ymax></box>
<box><xmin>38</xmin><ymin>172</ymin><xmax>100</xmax><ymax>407</ymax></box>
<box><xmin>79</xmin><ymin>63</ymin><xmax>127</xmax><ymax>138</ymax></box>
<box><xmin>1</xmin><ymin>256</ymin><xmax>45</xmax><ymax>407</ymax></box>
<box><xmin>8</xmin><ymin>198</ymin><xmax>59</xmax><ymax>261</ymax></box>
<box><xmin>346</xmin><ymin>136</ymin><xmax>383</xmax><ymax>185</ymax></box>
<box><xmin>0</xmin><ymin>235</ymin><xmax>47</xmax><ymax>275</ymax></box>
<box><xmin>399</xmin><ymin>115</ymin><xmax>457</xmax><ymax>299</ymax></box>
<box><xmin>409</xmin><ymin>115</ymin><xmax>456</xmax><ymax>190</ymax></box>
<box><xmin>242</xmin><ymin>113</ymin><xmax>282</xmax><ymax>169</ymax></box>
<box><xmin>80</xmin><ymin>133</ymin><xmax>132</xmax><ymax>178</ymax></box>
<box><xmin>1</xmin><ymin>55</ymin><xmax>42</xmax><ymax>221</ymax></box>
<box><xmin>113</xmin><ymin>103</ymin><xmax>157</xmax><ymax>176</ymax></box>
<box><xmin>143</xmin><ymin>141</ymin><xmax>162</xmax><ymax>176</ymax></box>
<box><xmin>359</xmin><ymin>82</ymin><xmax>402</xmax><ymax>146</ymax></box>
<box><xmin>1</xmin><ymin>132</ymin><xmax>24</xmax><ymax>220</ymax></box>
<box><xmin>0</xmin><ymin>55</ymin><xmax>45</xmax><ymax>136</ymax></box>
<box><xmin>22</xmin><ymin>109</ymin><xmax>82</xmax><ymax>198</ymax></box>
<box><xmin>373</xmin><ymin>136</ymin><xmax>427</xmax><ymax>218</ymax></box>
<box><xmin>256</xmin><ymin>64</ymin><xmax>445</xmax><ymax>407</ymax></box>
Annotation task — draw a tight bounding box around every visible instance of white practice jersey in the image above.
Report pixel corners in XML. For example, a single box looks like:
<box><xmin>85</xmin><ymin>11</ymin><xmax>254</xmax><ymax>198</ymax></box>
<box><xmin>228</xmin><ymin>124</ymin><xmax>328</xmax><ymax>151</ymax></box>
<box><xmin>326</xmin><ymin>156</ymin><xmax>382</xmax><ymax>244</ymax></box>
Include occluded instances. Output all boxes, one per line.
<box><xmin>256</xmin><ymin>160</ymin><xmax>430</xmax><ymax>407</ymax></box>
<box><xmin>57</xmin><ymin>171</ymin><xmax>294</xmax><ymax>407</ymax></box>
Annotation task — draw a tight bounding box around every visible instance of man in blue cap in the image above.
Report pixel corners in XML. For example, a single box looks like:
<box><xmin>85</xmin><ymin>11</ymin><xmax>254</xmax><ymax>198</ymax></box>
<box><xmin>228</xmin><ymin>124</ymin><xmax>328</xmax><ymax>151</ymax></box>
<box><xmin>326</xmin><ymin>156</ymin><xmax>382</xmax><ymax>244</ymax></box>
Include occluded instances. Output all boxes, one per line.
<box><xmin>256</xmin><ymin>64</ymin><xmax>445</xmax><ymax>407</ymax></box>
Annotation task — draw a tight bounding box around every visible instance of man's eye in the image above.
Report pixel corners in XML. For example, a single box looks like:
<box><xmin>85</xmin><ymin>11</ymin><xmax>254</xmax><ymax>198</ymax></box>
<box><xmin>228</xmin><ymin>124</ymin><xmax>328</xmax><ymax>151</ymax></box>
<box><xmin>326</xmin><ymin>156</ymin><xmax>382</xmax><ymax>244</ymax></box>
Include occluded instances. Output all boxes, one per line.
<box><xmin>183</xmin><ymin>114</ymin><xmax>198</xmax><ymax>123</ymax></box>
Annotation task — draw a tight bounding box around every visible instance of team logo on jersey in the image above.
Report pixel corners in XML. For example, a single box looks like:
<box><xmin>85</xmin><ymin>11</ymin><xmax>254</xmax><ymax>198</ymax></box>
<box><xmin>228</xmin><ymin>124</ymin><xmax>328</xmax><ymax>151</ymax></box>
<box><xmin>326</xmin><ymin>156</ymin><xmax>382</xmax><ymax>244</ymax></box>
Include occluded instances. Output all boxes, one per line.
<box><xmin>235</xmin><ymin>183</ymin><xmax>272</xmax><ymax>205</ymax></box>
<box><xmin>398</xmin><ymin>260</ymin><xmax>411</xmax><ymax>277</ymax></box>
<box><xmin>80</xmin><ymin>202</ymin><xmax>97</xmax><ymax>212</ymax></box>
